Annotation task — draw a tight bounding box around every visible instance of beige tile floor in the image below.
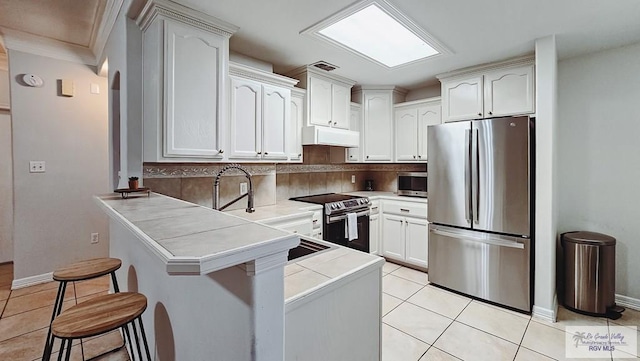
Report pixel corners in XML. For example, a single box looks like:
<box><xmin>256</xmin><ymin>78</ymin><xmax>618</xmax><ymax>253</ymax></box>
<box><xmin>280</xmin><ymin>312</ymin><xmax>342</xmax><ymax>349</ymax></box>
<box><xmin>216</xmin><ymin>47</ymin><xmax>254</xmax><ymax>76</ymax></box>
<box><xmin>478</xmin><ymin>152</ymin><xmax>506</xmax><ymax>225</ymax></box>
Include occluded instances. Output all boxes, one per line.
<box><xmin>381</xmin><ymin>261</ymin><xmax>640</xmax><ymax>361</ymax></box>
<box><xmin>1</xmin><ymin>261</ymin><xmax>638</xmax><ymax>361</ymax></box>
<box><xmin>0</xmin><ymin>263</ymin><xmax>130</xmax><ymax>361</ymax></box>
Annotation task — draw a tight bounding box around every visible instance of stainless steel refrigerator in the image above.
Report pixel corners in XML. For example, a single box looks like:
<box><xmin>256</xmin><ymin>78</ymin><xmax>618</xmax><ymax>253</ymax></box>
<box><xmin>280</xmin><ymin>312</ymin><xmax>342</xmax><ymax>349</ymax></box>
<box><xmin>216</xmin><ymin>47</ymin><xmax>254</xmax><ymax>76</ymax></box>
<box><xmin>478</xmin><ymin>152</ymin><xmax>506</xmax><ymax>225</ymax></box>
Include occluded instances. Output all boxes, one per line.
<box><xmin>427</xmin><ymin>116</ymin><xmax>533</xmax><ymax>312</ymax></box>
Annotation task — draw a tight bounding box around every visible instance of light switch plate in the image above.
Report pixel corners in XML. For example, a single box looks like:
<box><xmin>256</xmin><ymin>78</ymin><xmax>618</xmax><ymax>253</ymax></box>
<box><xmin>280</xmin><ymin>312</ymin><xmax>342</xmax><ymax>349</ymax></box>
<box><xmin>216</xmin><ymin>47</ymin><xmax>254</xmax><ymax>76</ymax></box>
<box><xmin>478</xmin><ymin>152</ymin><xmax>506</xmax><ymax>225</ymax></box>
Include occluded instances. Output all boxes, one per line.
<box><xmin>29</xmin><ymin>161</ymin><xmax>46</xmax><ymax>173</ymax></box>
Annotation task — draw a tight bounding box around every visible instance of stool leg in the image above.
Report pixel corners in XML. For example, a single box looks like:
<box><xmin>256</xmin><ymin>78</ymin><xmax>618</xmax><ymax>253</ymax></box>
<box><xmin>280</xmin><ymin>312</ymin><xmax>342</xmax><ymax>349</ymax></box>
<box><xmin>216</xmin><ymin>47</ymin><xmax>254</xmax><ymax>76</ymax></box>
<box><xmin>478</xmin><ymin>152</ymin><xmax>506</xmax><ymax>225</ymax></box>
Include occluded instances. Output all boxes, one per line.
<box><xmin>138</xmin><ymin>317</ymin><xmax>152</xmax><ymax>361</ymax></box>
<box><xmin>56</xmin><ymin>338</ymin><xmax>66</xmax><ymax>361</ymax></box>
<box><xmin>110</xmin><ymin>271</ymin><xmax>120</xmax><ymax>293</ymax></box>
<box><xmin>131</xmin><ymin>319</ymin><xmax>144</xmax><ymax>361</ymax></box>
<box><xmin>64</xmin><ymin>339</ymin><xmax>72</xmax><ymax>361</ymax></box>
<box><xmin>122</xmin><ymin>324</ymin><xmax>136</xmax><ymax>361</ymax></box>
<box><xmin>43</xmin><ymin>281</ymin><xmax>67</xmax><ymax>361</ymax></box>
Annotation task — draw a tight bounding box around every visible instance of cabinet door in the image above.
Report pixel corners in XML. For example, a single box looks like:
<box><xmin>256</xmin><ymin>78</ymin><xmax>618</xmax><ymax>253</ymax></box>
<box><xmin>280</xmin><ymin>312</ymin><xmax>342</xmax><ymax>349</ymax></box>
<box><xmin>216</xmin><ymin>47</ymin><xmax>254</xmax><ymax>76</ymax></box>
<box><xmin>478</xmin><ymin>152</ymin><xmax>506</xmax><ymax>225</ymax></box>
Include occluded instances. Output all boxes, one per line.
<box><xmin>262</xmin><ymin>85</ymin><xmax>290</xmax><ymax>160</ymax></box>
<box><xmin>382</xmin><ymin>214</ymin><xmax>405</xmax><ymax>260</ymax></box>
<box><xmin>229</xmin><ymin>77</ymin><xmax>261</xmax><ymax>159</ymax></box>
<box><xmin>442</xmin><ymin>76</ymin><xmax>483</xmax><ymax>122</ymax></box>
<box><xmin>394</xmin><ymin>107</ymin><xmax>418</xmax><ymax>161</ymax></box>
<box><xmin>363</xmin><ymin>92</ymin><xmax>393</xmax><ymax>161</ymax></box>
<box><xmin>308</xmin><ymin>76</ymin><xmax>332</xmax><ymax>127</ymax></box>
<box><xmin>417</xmin><ymin>103</ymin><xmax>441</xmax><ymax>161</ymax></box>
<box><xmin>289</xmin><ymin>93</ymin><xmax>304</xmax><ymax>161</ymax></box>
<box><xmin>347</xmin><ymin>104</ymin><xmax>361</xmax><ymax>162</ymax></box>
<box><xmin>405</xmin><ymin>217</ymin><xmax>428</xmax><ymax>268</ymax></box>
<box><xmin>164</xmin><ymin>21</ymin><xmax>225</xmax><ymax>157</ymax></box>
<box><xmin>370</xmin><ymin>213</ymin><xmax>380</xmax><ymax>255</ymax></box>
<box><xmin>484</xmin><ymin>64</ymin><xmax>535</xmax><ymax>117</ymax></box>
<box><xmin>331</xmin><ymin>83</ymin><xmax>350</xmax><ymax>129</ymax></box>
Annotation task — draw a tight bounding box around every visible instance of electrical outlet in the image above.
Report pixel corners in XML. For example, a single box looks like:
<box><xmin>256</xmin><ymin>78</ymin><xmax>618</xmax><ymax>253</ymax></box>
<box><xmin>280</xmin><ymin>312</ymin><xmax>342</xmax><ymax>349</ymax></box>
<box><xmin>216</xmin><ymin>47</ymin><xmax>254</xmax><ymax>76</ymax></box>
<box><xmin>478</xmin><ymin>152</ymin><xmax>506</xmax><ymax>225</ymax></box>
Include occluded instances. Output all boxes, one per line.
<box><xmin>351</xmin><ymin>175</ymin><xmax>356</xmax><ymax>184</ymax></box>
<box><xmin>240</xmin><ymin>182</ymin><xmax>248</xmax><ymax>195</ymax></box>
<box><xmin>29</xmin><ymin>161</ymin><xmax>46</xmax><ymax>173</ymax></box>
<box><xmin>90</xmin><ymin>233</ymin><xmax>99</xmax><ymax>244</ymax></box>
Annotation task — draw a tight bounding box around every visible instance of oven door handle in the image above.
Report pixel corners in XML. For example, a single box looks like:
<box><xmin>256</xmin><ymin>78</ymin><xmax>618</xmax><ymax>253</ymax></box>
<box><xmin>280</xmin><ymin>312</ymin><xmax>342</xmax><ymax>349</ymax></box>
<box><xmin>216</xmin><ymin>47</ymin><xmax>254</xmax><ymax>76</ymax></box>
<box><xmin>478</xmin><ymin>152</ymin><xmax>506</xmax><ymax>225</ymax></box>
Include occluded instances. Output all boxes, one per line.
<box><xmin>326</xmin><ymin>210</ymin><xmax>370</xmax><ymax>223</ymax></box>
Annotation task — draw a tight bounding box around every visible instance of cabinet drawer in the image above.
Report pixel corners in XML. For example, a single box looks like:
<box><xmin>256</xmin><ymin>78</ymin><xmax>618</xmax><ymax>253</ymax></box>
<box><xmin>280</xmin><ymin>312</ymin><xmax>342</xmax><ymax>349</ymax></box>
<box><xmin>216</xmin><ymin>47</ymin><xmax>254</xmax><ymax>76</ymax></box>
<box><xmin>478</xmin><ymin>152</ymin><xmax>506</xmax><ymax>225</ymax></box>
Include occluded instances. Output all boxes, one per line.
<box><xmin>370</xmin><ymin>201</ymin><xmax>380</xmax><ymax>215</ymax></box>
<box><xmin>271</xmin><ymin>219</ymin><xmax>312</xmax><ymax>235</ymax></box>
<box><xmin>383</xmin><ymin>200</ymin><xmax>427</xmax><ymax>218</ymax></box>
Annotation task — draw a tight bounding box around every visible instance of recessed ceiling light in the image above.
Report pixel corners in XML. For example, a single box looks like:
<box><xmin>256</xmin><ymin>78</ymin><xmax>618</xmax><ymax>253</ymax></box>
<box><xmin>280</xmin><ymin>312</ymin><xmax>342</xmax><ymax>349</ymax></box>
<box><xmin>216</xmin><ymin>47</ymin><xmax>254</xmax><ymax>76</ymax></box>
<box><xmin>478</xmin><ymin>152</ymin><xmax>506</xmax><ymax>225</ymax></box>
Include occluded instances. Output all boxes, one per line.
<box><xmin>302</xmin><ymin>0</ymin><xmax>450</xmax><ymax>68</ymax></box>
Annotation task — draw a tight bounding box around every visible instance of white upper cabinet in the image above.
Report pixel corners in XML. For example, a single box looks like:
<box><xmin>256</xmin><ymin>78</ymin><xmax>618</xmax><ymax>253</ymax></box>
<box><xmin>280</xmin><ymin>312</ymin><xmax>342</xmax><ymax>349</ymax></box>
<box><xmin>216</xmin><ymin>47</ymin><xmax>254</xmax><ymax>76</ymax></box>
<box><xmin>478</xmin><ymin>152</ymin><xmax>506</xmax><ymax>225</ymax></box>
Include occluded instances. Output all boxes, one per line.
<box><xmin>228</xmin><ymin>63</ymin><xmax>297</xmax><ymax>162</ymax></box>
<box><xmin>330</xmin><ymin>83</ymin><xmax>350</xmax><ymax>129</ymax></box>
<box><xmin>353</xmin><ymin>86</ymin><xmax>407</xmax><ymax>162</ymax></box>
<box><xmin>394</xmin><ymin>98</ymin><xmax>441</xmax><ymax>162</ymax></box>
<box><xmin>308</xmin><ymin>76</ymin><xmax>332</xmax><ymax>127</ymax></box>
<box><xmin>439</xmin><ymin>57</ymin><xmax>535</xmax><ymax>122</ymax></box>
<box><xmin>286</xmin><ymin>66</ymin><xmax>355</xmax><ymax>130</ymax></box>
<box><xmin>289</xmin><ymin>89</ymin><xmax>305</xmax><ymax>162</ymax></box>
<box><xmin>441</xmin><ymin>76</ymin><xmax>483</xmax><ymax>122</ymax></box>
<box><xmin>484</xmin><ymin>64</ymin><xmax>535</xmax><ymax>117</ymax></box>
<box><xmin>262</xmin><ymin>84</ymin><xmax>289</xmax><ymax>160</ymax></box>
<box><xmin>346</xmin><ymin>103</ymin><xmax>362</xmax><ymax>162</ymax></box>
<box><xmin>137</xmin><ymin>0</ymin><xmax>238</xmax><ymax>162</ymax></box>
<box><xmin>229</xmin><ymin>77</ymin><xmax>261</xmax><ymax>159</ymax></box>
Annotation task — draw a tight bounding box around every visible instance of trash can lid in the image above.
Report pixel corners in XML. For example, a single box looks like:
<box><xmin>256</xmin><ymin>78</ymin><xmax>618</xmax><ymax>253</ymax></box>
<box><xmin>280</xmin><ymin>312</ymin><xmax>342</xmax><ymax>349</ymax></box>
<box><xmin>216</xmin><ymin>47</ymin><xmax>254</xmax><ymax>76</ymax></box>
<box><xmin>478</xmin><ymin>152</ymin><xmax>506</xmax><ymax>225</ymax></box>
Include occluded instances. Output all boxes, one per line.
<box><xmin>562</xmin><ymin>231</ymin><xmax>616</xmax><ymax>246</ymax></box>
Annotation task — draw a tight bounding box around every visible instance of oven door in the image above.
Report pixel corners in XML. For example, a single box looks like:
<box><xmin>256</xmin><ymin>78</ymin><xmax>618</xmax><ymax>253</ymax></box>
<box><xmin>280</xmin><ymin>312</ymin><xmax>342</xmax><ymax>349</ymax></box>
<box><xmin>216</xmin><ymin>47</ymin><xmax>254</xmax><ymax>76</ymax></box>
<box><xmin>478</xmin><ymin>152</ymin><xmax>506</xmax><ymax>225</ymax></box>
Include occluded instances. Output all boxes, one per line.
<box><xmin>324</xmin><ymin>210</ymin><xmax>370</xmax><ymax>253</ymax></box>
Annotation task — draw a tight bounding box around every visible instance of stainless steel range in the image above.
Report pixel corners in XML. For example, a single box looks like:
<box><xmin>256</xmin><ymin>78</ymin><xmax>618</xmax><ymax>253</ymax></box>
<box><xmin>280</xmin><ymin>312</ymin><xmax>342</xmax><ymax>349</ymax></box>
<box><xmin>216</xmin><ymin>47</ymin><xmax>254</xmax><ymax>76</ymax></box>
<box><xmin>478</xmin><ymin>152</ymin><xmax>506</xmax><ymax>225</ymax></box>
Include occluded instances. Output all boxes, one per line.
<box><xmin>290</xmin><ymin>193</ymin><xmax>371</xmax><ymax>253</ymax></box>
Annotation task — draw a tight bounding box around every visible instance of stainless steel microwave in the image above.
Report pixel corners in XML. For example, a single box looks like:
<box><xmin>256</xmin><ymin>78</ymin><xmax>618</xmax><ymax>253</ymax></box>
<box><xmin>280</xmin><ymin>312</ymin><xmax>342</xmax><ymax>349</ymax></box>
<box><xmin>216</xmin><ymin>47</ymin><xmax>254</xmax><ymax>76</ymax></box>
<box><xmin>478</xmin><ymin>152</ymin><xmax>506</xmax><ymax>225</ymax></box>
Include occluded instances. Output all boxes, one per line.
<box><xmin>397</xmin><ymin>172</ymin><xmax>428</xmax><ymax>197</ymax></box>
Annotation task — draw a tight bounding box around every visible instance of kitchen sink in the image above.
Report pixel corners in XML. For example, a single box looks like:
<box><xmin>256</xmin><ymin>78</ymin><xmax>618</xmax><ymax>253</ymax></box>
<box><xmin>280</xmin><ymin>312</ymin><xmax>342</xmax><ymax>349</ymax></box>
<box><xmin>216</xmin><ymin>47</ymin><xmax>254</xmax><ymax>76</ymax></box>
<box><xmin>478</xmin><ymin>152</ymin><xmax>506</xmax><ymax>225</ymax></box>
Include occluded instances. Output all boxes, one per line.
<box><xmin>288</xmin><ymin>239</ymin><xmax>330</xmax><ymax>261</ymax></box>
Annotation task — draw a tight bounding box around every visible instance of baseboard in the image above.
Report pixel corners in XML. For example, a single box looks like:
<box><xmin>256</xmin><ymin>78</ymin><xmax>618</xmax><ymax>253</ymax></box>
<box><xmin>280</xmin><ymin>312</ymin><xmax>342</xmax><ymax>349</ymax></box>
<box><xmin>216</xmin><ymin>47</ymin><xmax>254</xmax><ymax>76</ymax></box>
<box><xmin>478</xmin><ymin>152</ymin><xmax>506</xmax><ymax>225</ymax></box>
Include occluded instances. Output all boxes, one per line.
<box><xmin>11</xmin><ymin>272</ymin><xmax>53</xmax><ymax>290</ymax></box>
<box><xmin>532</xmin><ymin>296</ymin><xmax>558</xmax><ymax>323</ymax></box>
<box><xmin>615</xmin><ymin>294</ymin><xmax>640</xmax><ymax>311</ymax></box>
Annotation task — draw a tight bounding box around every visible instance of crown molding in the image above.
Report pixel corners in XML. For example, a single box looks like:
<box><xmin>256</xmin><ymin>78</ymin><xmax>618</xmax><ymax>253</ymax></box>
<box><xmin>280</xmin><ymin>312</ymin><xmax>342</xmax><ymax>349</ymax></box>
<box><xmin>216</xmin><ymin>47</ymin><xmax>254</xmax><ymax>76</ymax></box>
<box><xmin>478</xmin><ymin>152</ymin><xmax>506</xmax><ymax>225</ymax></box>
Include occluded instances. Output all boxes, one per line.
<box><xmin>92</xmin><ymin>0</ymin><xmax>125</xmax><ymax>64</ymax></box>
<box><xmin>286</xmin><ymin>65</ymin><xmax>356</xmax><ymax>88</ymax></box>
<box><xmin>134</xmin><ymin>0</ymin><xmax>238</xmax><ymax>36</ymax></box>
<box><xmin>229</xmin><ymin>62</ymin><xmax>299</xmax><ymax>88</ymax></box>
<box><xmin>437</xmin><ymin>54</ymin><xmax>535</xmax><ymax>81</ymax></box>
<box><xmin>0</xmin><ymin>27</ymin><xmax>96</xmax><ymax>66</ymax></box>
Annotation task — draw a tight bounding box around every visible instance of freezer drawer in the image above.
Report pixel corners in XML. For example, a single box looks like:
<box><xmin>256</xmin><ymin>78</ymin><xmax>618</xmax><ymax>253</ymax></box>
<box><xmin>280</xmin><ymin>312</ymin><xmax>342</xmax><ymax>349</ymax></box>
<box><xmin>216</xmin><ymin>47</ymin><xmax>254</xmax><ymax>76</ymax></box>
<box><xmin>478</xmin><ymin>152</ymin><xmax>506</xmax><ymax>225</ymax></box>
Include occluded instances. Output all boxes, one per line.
<box><xmin>428</xmin><ymin>224</ymin><xmax>531</xmax><ymax>312</ymax></box>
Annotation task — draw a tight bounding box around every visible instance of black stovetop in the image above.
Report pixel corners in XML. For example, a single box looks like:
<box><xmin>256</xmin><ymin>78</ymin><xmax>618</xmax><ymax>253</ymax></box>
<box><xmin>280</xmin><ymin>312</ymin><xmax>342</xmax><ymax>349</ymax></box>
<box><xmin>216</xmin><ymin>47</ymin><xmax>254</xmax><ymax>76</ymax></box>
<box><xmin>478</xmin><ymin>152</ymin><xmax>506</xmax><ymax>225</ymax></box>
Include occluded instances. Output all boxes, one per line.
<box><xmin>290</xmin><ymin>193</ymin><xmax>360</xmax><ymax>205</ymax></box>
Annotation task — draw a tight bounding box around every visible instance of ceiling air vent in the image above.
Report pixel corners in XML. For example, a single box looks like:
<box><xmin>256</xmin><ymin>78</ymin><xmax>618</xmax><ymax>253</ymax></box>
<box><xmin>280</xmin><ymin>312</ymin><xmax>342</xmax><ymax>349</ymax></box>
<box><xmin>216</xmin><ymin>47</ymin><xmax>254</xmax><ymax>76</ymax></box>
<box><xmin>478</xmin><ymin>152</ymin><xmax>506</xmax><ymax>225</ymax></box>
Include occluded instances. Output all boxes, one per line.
<box><xmin>311</xmin><ymin>61</ymin><xmax>339</xmax><ymax>72</ymax></box>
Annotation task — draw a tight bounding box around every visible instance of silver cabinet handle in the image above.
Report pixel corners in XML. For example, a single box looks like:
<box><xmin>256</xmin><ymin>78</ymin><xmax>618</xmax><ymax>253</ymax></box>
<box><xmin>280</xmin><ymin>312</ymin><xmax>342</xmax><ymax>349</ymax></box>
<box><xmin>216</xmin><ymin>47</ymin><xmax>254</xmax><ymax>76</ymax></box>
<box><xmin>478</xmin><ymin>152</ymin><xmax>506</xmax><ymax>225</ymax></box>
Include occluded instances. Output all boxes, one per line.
<box><xmin>328</xmin><ymin>121</ymin><xmax>332</xmax><ymax>125</ymax></box>
<box><xmin>264</xmin><ymin>152</ymin><xmax>269</xmax><ymax>155</ymax></box>
<box><xmin>298</xmin><ymin>153</ymin><xmax>302</xmax><ymax>157</ymax></box>
<box><xmin>413</xmin><ymin>155</ymin><xmax>416</xmax><ymax>159</ymax></box>
<box><xmin>488</xmin><ymin>111</ymin><xmax>493</xmax><ymax>115</ymax></box>
<box><xmin>257</xmin><ymin>151</ymin><xmax>262</xmax><ymax>155</ymax></box>
<box><xmin>477</xmin><ymin>112</ymin><xmax>482</xmax><ymax>116</ymax></box>
<box><xmin>218</xmin><ymin>149</ymin><xmax>224</xmax><ymax>154</ymax></box>
<box><xmin>400</xmin><ymin>208</ymin><xmax>410</xmax><ymax>213</ymax></box>
<box><xmin>334</xmin><ymin>122</ymin><xmax>337</xmax><ymax>126</ymax></box>
<box><xmin>418</xmin><ymin>155</ymin><xmax>422</xmax><ymax>158</ymax></box>
<box><xmin>366</xmin><ymin>155</ymin><xmax>370</xmax><ymax>159</ymax></box>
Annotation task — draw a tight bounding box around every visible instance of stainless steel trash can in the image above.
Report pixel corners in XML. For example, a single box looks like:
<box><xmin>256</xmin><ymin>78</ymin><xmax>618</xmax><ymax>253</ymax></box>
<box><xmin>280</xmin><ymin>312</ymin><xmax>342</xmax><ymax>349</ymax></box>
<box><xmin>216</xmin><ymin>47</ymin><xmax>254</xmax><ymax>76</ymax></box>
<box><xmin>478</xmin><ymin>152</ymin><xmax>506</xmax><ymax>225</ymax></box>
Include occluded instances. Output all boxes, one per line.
<box><xmin>562</xmin><ymin>231</ymin><xmax>617</xmax><ymax>316</ymax></box>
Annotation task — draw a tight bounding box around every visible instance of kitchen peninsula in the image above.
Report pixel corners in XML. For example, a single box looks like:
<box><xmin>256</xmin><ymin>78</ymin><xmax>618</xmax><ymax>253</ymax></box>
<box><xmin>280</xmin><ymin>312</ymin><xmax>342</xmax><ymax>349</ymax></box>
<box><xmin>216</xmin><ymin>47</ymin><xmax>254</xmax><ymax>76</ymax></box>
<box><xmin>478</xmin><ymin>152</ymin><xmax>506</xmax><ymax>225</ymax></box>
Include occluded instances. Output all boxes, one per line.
<box><xmin>95</xmin><ymin>192</ymin><xmax>383</xmax><ymax>361</ymax></box>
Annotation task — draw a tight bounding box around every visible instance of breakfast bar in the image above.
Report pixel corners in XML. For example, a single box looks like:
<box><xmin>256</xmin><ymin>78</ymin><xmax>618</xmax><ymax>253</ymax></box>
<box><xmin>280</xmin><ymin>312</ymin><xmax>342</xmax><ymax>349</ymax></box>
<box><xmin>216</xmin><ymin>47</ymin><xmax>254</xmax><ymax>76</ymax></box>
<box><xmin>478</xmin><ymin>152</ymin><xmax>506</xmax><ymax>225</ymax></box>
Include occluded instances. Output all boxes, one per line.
<box><xmin>95</xmin><ymin>192</ymin><xmax>383</xmax><ymax>361</ymax></box>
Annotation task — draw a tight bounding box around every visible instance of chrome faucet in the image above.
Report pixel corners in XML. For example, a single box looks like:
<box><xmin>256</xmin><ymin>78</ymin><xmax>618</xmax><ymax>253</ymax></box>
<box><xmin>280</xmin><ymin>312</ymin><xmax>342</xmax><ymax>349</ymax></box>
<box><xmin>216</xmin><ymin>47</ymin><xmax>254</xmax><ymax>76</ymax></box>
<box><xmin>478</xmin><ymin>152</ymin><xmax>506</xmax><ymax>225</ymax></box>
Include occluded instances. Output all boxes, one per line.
<box><xmin>212</xmin><ymin>164</ymin><xmax>255</xmax><ymax>213</ymax></box>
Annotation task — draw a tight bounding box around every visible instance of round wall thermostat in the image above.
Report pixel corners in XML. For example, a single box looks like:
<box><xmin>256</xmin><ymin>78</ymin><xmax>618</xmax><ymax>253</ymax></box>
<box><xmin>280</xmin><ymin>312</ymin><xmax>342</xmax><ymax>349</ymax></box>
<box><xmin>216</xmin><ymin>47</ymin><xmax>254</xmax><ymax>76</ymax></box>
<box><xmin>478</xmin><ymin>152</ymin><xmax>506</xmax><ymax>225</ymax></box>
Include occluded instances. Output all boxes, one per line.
<box><xmin>22</xmin><ymin>74</ymin><xmax>44</xmax><ymax>87</ymax></box>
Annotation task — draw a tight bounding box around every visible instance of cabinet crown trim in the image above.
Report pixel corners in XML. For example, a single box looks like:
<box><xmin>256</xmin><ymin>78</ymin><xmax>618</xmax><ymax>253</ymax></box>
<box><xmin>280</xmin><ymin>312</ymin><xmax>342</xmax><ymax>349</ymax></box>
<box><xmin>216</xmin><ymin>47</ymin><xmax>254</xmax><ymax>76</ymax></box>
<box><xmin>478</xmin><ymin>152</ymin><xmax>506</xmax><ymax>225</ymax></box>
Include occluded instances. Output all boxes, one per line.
<box><xmin>394</xmin><ymin>97</ymin><xmax>441</xmax><ymax>109</ymax></box>
<box><xmin>436</xmin><ymin>55</ymin><xmax>534</xmax><ymax>81</ymax></box>
<box><xmin>285</xmin><ymin>65</ymin><xmax>356</xmax><ymax>87</ymax></box>
<box><xmin>135</xmin><ymin>0</ymin><xmax>239</xmax><ymax>36</ymax></box>
<box><xmin>352</xmin><ymin>85</ymin><xmax>409</xmax><ymax>95</ymax></box>
<box><xmin>229</xmin><ymin>62</ymin><xmax>299</xmax><ymax>88</ymax></box>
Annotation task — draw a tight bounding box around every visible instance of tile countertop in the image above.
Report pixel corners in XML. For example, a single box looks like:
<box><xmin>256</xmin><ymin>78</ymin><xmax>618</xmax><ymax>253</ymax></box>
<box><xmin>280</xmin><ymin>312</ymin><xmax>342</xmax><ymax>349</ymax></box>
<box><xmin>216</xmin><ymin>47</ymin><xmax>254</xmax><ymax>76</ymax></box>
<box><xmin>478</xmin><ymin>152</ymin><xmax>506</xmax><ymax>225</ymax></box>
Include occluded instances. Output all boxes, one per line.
<box><xmin>95</xmin><ymin>193</ymin><xmax>299</xmax><ymax>275</ymax></box>
<box><xmin>226</xmin><ymin>200</ymin><xmax>322</xmax><ymax>223</ymax></box>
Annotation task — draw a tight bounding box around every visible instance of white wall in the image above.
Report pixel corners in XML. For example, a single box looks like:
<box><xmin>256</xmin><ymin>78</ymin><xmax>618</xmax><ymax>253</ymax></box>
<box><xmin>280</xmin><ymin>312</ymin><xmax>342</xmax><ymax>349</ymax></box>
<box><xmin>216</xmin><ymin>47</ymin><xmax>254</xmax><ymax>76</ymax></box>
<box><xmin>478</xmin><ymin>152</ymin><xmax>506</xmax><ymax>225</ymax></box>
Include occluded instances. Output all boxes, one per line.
<box><xmin>534</xmin><ymin>35</ymin><xmax>559</xmax><ymax>320</ymax></box>
<box><xmin>8</xmin><ymin>50</ymin><xmax>109</xmax><ymax>280</ymax></box>
<box><xmin>405</xmin><ymin>84</ymin><xmax>441</xmax><ymax>101</ymax></box>
<box><xmin>0</xmin><ymin>66</ymin><xmax>12</xmax><ymax>263</ymax></box>
<box><xmin>558</xmin><ymin>41</ymin><xmax>640</xmax><ymax>301</ymax></box>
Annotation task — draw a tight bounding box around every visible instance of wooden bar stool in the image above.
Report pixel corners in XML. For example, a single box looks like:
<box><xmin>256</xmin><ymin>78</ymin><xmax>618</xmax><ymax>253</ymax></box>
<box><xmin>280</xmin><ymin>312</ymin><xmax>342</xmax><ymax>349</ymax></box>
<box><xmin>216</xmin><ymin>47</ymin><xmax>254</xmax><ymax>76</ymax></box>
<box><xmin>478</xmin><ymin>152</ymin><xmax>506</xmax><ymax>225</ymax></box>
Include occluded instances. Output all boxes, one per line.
<box><xmin>45</xmin><ymin>292</ymin><xmax>152</xmax><ymax>361</ymax></box>
<box><xmin>42</xmin><ymin>258</ymin><xmax>124</xmax><ymax>361</ymax></box>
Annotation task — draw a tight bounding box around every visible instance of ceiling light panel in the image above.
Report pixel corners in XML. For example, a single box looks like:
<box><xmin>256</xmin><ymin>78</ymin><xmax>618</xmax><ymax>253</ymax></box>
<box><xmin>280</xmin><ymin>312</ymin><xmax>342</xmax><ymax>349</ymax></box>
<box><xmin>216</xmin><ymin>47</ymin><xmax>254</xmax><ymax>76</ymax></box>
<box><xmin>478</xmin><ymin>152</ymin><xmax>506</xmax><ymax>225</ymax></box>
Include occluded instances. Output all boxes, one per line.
<box><xmin>302</xmin><ymin>0</ymin><xmax>450</xmax><ymax>68</ymax></box>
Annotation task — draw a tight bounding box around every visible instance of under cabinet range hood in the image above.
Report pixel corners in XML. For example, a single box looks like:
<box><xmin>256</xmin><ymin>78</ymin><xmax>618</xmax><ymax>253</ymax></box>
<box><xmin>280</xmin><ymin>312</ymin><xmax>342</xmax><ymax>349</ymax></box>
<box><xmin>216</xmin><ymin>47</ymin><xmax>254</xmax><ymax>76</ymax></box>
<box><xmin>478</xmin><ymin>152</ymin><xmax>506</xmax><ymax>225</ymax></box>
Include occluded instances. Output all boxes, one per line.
<box><xmin>301</xmin><ymin>126</ymin><xmax>360</xmax><ymax>147</ymax></box>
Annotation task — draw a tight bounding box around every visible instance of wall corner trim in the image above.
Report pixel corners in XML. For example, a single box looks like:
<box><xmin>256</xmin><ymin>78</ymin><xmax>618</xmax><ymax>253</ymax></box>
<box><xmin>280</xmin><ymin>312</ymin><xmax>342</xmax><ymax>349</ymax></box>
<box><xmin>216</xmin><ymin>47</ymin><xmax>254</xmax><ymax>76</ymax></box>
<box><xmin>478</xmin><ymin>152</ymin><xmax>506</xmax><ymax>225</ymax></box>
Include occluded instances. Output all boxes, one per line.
<box><xmin>11</xmin><ymin>271</ymin><xmax>54</xmax><ymax>290</ymax></box>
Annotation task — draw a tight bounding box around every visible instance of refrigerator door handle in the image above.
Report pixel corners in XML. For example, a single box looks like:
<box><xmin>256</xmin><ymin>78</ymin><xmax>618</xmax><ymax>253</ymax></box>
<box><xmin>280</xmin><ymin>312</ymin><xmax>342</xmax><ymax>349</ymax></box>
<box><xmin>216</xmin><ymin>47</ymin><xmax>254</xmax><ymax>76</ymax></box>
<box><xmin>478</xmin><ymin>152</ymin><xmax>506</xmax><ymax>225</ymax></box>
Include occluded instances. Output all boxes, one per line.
<box><xmin>431</xmin><ymin>227</ymin><xmax>525</xmax><ymax>249</ymax></box>
<box><xmin>472</xmin><ymin>128</ymin><xmax>479</xmax><ymax>225</ymax></box>
<box><xmin>465</xmin><ymin>129</ymin><xmax>471</xmax><ymax>223</ymax></box>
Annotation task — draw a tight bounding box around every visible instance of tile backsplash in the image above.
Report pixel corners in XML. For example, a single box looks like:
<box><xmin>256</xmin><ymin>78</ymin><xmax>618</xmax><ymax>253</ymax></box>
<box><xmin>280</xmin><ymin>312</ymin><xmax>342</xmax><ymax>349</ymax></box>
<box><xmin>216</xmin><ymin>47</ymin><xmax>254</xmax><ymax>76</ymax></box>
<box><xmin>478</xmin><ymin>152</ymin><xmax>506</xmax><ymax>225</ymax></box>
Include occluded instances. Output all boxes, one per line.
<box><xmin>143</xmin><ymin>148</ymin><xmax>425</xmax><ymax>210</ymax></box>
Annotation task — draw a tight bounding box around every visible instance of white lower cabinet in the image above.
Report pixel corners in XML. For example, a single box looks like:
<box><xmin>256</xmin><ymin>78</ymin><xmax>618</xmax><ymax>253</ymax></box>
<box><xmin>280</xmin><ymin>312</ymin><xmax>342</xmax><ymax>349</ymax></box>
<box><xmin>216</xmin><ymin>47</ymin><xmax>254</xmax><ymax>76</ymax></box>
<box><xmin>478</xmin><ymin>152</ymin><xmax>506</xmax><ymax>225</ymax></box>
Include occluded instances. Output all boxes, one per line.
<box><xmin>369</xmin><ymin>213</ymin><xmax>380</xmax><ymax>255</ymax></box>
<box><xmin>380</xmin><ymin>199</ymin><xmax>428</xmax><ymax>268</ymax></box>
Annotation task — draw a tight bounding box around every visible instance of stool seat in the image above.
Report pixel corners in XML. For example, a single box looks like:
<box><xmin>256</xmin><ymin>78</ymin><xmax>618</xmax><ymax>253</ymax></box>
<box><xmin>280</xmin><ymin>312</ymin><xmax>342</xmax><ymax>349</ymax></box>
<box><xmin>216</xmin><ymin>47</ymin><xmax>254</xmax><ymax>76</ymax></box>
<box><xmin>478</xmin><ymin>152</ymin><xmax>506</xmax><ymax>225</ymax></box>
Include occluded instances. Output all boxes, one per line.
<box><xmin>53</xmin><ymin>258</ymin><xmax>122</xmax><ymax>282</ymax></box>
<box><xmin>52</xmin><ymin>292</ymin><xmax>147</xmax><ymax>339</ymax></box>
